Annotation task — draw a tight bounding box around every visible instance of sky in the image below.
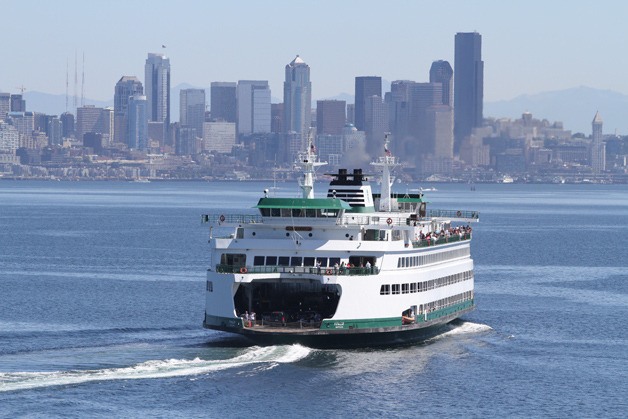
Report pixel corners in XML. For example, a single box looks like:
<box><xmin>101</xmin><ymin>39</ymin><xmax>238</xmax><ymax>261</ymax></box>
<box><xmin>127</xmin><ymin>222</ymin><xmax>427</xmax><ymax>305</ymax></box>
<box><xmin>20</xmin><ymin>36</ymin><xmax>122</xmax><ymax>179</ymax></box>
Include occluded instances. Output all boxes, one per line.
<box><xmin>3</xmin><ymin>0</ymin><xmax>628</xmax><ymax>104</ymax></box>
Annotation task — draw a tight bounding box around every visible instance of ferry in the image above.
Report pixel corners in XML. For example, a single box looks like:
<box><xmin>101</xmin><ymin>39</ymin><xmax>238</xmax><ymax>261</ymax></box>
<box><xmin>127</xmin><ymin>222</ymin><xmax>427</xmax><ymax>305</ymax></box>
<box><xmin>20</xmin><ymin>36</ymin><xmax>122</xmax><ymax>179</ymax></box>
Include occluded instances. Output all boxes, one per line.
<box><xmin>202</xmin><ymin>137</ymin><xmax>479</xmax><ymax>348</ymax></box>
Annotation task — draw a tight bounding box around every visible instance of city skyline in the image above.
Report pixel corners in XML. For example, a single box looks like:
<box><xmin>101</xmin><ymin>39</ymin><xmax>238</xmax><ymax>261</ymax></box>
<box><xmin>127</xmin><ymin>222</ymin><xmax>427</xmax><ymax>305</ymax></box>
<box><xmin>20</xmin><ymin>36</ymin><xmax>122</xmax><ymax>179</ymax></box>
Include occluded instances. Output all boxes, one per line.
<box><xmin>2</xmin><ymin>1</ymin><xmax>628</xmax><ymax>106</ymax></box>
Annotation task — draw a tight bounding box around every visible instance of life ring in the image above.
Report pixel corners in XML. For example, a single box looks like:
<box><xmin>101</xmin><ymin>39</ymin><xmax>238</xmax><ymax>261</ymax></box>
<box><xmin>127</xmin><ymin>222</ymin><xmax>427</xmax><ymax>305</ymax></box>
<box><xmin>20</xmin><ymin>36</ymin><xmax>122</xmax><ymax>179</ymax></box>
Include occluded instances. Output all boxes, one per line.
<box><xmin>326</xmin><ymin>269</ymin><xmax>332</xmax><ymax>275</ymax></box>
<box><xmin>240</xmin><ymin>267</ymin><xmax>247</xmax><ymax>274</ymax></box>
<box><xmin>386</xmin><ymin>218</ymin><xmax>393</xmax><ymax>225</ymax></box>
<box><xmin>219</xmin><ymin>214</ymin><xmax>225</xmax><ymax>222</ymax></box>
<box><xmin>456</xmin><ymin>210</ymin><xmax>462</xmax><ymax>217</ymax></box>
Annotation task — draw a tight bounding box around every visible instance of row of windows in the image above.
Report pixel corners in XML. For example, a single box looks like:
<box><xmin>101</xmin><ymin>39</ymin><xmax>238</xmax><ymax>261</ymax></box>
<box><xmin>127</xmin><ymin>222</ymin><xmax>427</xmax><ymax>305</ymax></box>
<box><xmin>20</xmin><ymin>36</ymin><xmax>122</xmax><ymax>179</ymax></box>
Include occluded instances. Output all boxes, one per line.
<box><xmin>379</xmin><ymin>270</ymin><xmax>473</xmax><ymax>295</ymax></box>
<box><xmin>253</xmin><ymin>255</ymin><xmax>342</xmax><ymax>268</ymax></box>
<box><xmin>397</xmin><ymin>247</ymin><xmax>470</xmax><ymax>268</ymax></box>
<box><xmin>206</xmin><ymin>281</ymin><xmax>213</xmax><ymax>292</ymax></box>
<box><xmin>423</xmin><ymin>291</ymin><xmax>474</xmax><ymax>312</ymax></box>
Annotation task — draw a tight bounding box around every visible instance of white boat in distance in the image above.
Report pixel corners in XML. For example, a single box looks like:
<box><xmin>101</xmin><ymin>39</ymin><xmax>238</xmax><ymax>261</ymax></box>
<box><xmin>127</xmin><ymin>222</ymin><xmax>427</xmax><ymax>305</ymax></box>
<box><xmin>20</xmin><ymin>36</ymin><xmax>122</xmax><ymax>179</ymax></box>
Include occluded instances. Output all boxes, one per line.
<box><xmin>201</xmin><ymin>137</ymin><xmax>479</xmax><ymax>348</ymax></box>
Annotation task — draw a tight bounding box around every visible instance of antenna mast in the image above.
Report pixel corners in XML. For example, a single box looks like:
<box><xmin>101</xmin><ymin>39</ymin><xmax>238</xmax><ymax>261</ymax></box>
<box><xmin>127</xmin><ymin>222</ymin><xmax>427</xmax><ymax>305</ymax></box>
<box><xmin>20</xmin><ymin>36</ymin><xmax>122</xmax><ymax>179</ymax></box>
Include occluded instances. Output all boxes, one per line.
<box><xmin>81</xmin><ymin>52</ymin><xmax>85</xmax><ymax>107</ymax></box>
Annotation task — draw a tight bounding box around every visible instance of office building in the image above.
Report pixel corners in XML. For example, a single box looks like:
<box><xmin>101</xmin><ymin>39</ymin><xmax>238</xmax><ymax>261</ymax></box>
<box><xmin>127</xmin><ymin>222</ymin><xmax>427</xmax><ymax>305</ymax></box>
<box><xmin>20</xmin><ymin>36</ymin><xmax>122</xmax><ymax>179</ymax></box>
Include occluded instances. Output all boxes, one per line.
<box><xmin>591</xmin><ymin>111</ymin><xmax>605</xmax><ymax>173</ymax></box>
<box><xmin>0</xmin><ymin>93</ymin><xmax>10</xmax><ymax>120</ymax></box>
<box><xmin>10</xmin><ymin>94</ymin><xmax>26</xmax><ymax>112</ymax></box>
<box><xmin>237</xmin><ymin>80</ymin><xmax>271</xmax><ymax>135</ymax></box>
<box><xmin>429</xmin><ymin>60</ymin><xmax>453</xmax><ymax>106</ymax></box>
<box><xmin>364</xmin><ymin>95</ymin><xmax>388</xmax><ymax>158</ymax></box>
<box><xmin>210</xmin><ymin>82</ymin><xmax>236</xmax><ymax>122</ymax></box>
<box><xmin>60</xmin><ymin>112</ymin><xmax>75</xmax><ymax>138</ymax></box>
<box><xmin>76</xmin><ymin>106</ymin><xmax>112</xmax><ymax>143</ymax></box>
<box><xmin>114</xmin><ymin>76</ymin><xmax>143</xmax><ymax>145</ymax></box>
<box><xmin>354</xmin><ymin>76</ymin><xmax>381</xmax><ymax>131</ymax></box>
<box><xmin>283</xmin><ymin>55</ymin><xmax>312</xmax><ymax>137</ymax></box>
<box><xmin>454</xmin><ymin>32</ymin><xmax>483</xmax><ymax>153</ymax></box>
<box><xmin>180</xmin><ymin>89</ymin><xmax>206</xmax><ymax>135</ymax></box>
<box><xmin>316</xmin><ymin>100</ymin><xmax>346</xmax><ymax>135</ymax></box>
<box><xmin>127</xmin><ymin>95</ymin><xmax>148</xmax><ymax>150</ymax></box>
<box><xmin>203</xmin><ymin>121</ymin><xmax>236</xmax><ymax>153</ymax></box>
<box><xmin>144</xmin><ymin>53</ymin><xmax>170</xmax><ymax>142</ymax></box>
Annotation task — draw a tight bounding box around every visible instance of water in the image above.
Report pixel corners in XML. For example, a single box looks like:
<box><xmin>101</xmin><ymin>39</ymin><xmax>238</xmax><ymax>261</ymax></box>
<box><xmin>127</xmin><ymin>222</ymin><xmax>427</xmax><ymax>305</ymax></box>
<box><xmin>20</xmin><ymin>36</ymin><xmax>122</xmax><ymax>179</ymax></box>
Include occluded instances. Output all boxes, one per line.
<box><xmin>0</xmin><ymin>181</ymin><xmax>626</xmax><ymax>417</ymax></box>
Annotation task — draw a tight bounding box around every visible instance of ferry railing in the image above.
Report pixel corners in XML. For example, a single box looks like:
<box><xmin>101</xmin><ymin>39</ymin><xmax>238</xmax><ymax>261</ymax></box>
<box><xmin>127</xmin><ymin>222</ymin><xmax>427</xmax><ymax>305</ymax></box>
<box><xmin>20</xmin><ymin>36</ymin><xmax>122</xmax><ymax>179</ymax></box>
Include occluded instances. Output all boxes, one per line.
<box><xmin>202</xmin><ymin>214</ymin><xmax>263</xmax><ymax>224</ymax></box>
<box><xmin>411</xmin><ymin>233</ymin><xmax>471</xmax><ymax>248</ymax></box>
<box><xmin>428</xmin><ymin>209</ymin><xmax>479</xmax><ymax>220</ymax></box>
<box><xmin>215</xmin><ymin>264</ymin><xmax>379</xmax><ymax>276</ymax></box>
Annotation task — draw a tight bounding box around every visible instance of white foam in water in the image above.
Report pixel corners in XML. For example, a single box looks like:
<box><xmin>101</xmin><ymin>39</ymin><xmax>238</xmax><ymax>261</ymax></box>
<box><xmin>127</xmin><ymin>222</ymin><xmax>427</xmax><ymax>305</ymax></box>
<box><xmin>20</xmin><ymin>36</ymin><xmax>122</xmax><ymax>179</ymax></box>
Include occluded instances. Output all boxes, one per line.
<box><xmin>0</xmin><ymin>344</ymin><xmax>311</xmax><ymax>393</ymax></box>
<box><xmin>426</xmin><ymin>321</ymin><xmax>493</xmax><ymax>343</ymax></box>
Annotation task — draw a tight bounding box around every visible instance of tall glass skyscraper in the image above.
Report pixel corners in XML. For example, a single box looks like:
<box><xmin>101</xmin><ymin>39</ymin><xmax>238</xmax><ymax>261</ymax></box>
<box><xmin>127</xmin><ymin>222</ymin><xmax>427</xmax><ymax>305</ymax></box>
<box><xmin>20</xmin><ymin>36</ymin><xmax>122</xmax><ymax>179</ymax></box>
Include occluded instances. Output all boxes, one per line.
<box><xmin>283</xmin><ymin>55</ymin><xmax>311</xmax><ymax>137</ymax></box>
<box><xmin>127</xmin><ymin>95</ymin><xmax>148</xmax><ymax>150</ymax></box>
<box><xmin>179</xmin><ymin>88</ymin><xmax>206</xmax><ymax>135</ymax></box>
<box><xmin>114</xmin><ymin>76</ymin><xmax>143</xmax><ymax>145</ymax></box>
<box><xmin>210</xmin><ymin>82</ymin><xmax>236</xmax><ymax>123</ymax></box>
<box><xmin>454</xmin><ymin>32</ymin><xmax>483</xmax><ymax>153</ymax></box>
<box><xmin>236</xmin><ymin>81</ymin><xmax>271</xmax><ymax>135</ymax></box>
<box><xmin>144</xmin><ymin>53</ymin><xmax>170</xmax><ymax>139</ymax></box>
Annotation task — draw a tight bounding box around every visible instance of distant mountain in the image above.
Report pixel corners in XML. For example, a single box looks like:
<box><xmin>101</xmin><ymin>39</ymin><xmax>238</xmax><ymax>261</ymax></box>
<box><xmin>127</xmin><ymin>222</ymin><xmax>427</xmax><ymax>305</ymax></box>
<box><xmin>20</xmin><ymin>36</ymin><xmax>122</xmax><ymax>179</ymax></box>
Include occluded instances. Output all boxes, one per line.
<box><xmin>18</xmin><ymin>85</ymin><xmax>628</xmax><ymax>135</ymax></box>
<box><xmin>23</xmin><ymin>91</ymin><xmax>113</xmax><ymax>115</ymax></box>
<box><xmin>484</xmin><ymin>86</ymin><xmax>628</xmax><ymax>135</ymax></box>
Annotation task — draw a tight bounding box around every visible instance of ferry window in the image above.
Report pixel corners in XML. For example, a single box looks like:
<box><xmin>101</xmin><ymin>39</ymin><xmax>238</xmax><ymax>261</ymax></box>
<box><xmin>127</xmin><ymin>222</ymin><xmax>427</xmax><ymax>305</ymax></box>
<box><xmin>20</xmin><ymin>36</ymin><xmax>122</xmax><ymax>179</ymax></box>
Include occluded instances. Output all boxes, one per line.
<box><xmin>278</xmin><ymin>256</ymin><xmax>290</xmax><ymax>266</ymax></box>
<box><xmin>253</xmin><ymin>256</ymin><xmax>264</xmax><ymax>266</ymax></box>
<box><xmin>220</xmin><ymin>253</ymin><xmax>246</xmax><ymax>266</ymax></box>
<box><xmin>392</xmin><ymin>284</ymin><xmax>400</xmax><ymax>295</ymax></box>
<box><xmin>266</xmin><ymin>256</ymin><xmax>277</xmax><ymax>265</ymax></box>
<box><xmin>410</xmin><ymin>283</ymin><xmax>417</xmax><ymax>293</ymax></box>
<box><xmin>402</xmin><ymin>284</ymin><xmax>409</xmax><ymax>294</ymax></box>
<box><xmin>291</xmin><ymin>209</ymin><xmax>302</xmax><ymax>217</ymax></box>
<box><xmin>316</xmin><ymin>257</ymin><xmax>328</xmax><ymax>267</ymax></box>
<box><xmin>306</xmin><ymin>209</ymin><xmax>316</xmax><ymax>217</ymax></box>
<box><xmin>271</xmin><ymin>208</ymin><xmax>280</xmax><ymax>217</ymax></box>
<box><xmin>379</xmin><ymin>230</ymin><xmax>387</xmax><ymax>241</ymax></box>
<box><xmin>391</xmin><ymin>230</ymin><xmax>402</xmax><ymax>241</ymax></box>
<box><xmin>303</xmin><ymin>257</ymin><xmax>315</xmax><ymax>267</ymax></box>
<box><xmin>380</xmin><ymin>284</ymin><xmax>390</xmax><ymax>295</ymax></box>
<box><xmin>260</xmin><ymin>208</ymin><xmax>270</xmax><ymax>216</ymax></box>
<box><xmin>290</xmin><ymin>257</ymin><xmax>302</xmax><ymax>267</ymax></box>
<box><xmin>329</xmin><ymin>257</ymin><xmax>340</xmax><ymax>267</ymax></box>
<box><xmin>206</xmin><ymin>281</ymin><xmax>213</xmax><ymax>292</ymax></box>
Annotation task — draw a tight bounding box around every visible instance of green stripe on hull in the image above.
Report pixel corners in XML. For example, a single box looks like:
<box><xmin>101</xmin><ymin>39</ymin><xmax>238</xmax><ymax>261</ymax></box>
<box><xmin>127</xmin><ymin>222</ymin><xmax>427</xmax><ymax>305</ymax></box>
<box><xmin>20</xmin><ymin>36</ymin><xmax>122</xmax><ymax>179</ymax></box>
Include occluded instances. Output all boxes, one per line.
<box><xmin>324</xmin><ymin>299</ymin><xmax>475</xmax><ymax>330</ymax></box>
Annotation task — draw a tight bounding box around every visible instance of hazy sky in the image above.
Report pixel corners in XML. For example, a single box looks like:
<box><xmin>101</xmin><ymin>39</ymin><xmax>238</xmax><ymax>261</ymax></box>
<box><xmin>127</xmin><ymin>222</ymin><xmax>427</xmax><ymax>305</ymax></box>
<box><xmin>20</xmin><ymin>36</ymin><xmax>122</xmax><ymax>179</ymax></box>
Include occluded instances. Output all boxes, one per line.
<box><xmin>3</xmin><ymin>1</ymin><xmax>628</xmax><ymax>103</ymax></box>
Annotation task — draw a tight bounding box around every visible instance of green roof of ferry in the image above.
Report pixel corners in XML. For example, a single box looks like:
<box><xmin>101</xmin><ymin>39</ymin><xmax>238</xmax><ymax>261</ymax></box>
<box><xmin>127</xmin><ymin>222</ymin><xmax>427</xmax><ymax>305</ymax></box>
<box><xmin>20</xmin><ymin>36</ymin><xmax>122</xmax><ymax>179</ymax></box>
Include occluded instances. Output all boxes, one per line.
<box><xmin>255</xmin><ymin>197</ymin><xmax>352</xmax><ymax>210</ymax></box>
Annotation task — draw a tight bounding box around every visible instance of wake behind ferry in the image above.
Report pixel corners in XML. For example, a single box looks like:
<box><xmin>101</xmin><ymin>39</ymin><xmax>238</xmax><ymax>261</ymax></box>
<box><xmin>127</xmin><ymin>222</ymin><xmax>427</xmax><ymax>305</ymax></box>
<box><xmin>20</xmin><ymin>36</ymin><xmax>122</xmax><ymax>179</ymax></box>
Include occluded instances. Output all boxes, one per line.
<box><xmin>202</xmin><ymin>137</ymin><xmax>479</xmax><ymax>348</ymax></box>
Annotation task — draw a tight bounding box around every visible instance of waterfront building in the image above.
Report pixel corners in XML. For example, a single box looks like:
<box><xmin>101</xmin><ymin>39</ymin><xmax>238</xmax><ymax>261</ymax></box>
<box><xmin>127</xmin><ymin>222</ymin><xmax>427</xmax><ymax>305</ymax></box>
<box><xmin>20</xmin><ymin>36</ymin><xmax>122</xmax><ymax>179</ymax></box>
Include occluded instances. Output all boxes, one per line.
<box><xmin>454</xmin><ymin>32</ymin><xmax>483</xmax><ymax>153</ymax></box>
<box><xmin>114</xmin><ymin>76</ymin><xmax>143</xmax><ymax>145</ymax></box>
<box><xmin>236</xmin><ymin>81</ymin><xmax>271</xmax><ymax>136</ymax></box>
<box><xmin>210</xmin><ymin>82</ymin><xmax>237</xmax><ymax>123</ymax></box>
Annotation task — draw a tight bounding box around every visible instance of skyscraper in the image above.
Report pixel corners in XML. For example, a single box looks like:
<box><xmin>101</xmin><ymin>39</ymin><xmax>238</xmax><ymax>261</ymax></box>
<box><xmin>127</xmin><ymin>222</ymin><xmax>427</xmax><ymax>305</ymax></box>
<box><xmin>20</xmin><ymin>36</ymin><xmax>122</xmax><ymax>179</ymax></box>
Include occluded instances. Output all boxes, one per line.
<box><xmin>179</xmin><ymin>88</ymin><xmax>206</xmax><ymax>135</ymax></box>
<box><xmin>76</xmin><ymin>106</ymin><xmax>112</xmax><ymax>143</ymax></box>
<box><xmin>114</xmin><ymin>76</ymin><xmax>143</xmax><ymax>145</ymax></box>
<box><xmin>127</xmin><ymin>95</ymin><xmax>148</xmax><ymax>150</ymax></box>
<box><xmin>0</xmin><ymin>93</ymin><xmax>10</xmax><ymax>121</ymax></box>
<box><xmin>591</xmin><ymin>111</ymin><xmax>605</xmax><ymax>173</ymax></box>
<box><xmin>236</xmin><ymin>81</ymin><xmax>271</xmax><ymax>136</ymax></box>
<box><xmin>283</xmin><ymin>55</ymin><xmax>312</xmax><ymax>137</ymax></box>
<box><xmin>429</xmin><ymin>60</ymin><xmax>453</xmax><ymax>106</ymax></box>
<box><xmin>144</xmin><ymin>53</ymin><xmax>170</xmax><ymax>141</ymax></box>
<box><xmin>10</xmin><ymin>94</ymin><xmax>26</xmax><ymax>112</ymax></box>
<box><xmin>316</xmin><ymin>100</ymin><xmax>346</xmax><ymax>135</ymax></box>
<box><xmin>354</xmin><ymin>76</ymin><xmax>382</xmax><ymax>131</ymax></box>
<box><xmin>454</xmin><ymin>32</ymin><xmax>483</xmax><ymax>153</ymax></box>
<box><xmin>210</xmin><ymin>82</ymin><xmax>236</xmax><ymax>122</ymax></box>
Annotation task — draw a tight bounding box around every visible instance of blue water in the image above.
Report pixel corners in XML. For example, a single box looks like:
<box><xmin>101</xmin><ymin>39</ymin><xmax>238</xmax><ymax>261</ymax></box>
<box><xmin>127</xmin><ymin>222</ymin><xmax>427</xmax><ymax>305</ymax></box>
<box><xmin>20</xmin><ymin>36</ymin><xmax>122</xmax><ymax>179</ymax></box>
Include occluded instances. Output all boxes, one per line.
<box><xmin>0</xmin><ymin>181</ymin><xmax>626</xmax><ymax>417</ymax></box>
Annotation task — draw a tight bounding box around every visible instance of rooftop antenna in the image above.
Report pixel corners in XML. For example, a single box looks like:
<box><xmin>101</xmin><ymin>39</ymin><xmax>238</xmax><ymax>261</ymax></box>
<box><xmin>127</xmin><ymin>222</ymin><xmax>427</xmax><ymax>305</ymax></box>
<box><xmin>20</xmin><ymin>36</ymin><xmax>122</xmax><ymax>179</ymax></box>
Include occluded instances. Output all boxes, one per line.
<box><xmin>65</xmin><ymin>58</ymin><xmax>69</xmax><ymax>112</ymax></box>
<box><xmin>81</xmin><ymin>52</ymin><xmax>85</xmax><ymax>107</ymax></box>
<box><xmin>73</xmin><ymin>50</ymin><xmax>78</xmax><ymax>110</ymax></box>
<box><xmin>16</xmin><ymin>85</ymin><xmax>26</xmax><ymax>94</ymax></box>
